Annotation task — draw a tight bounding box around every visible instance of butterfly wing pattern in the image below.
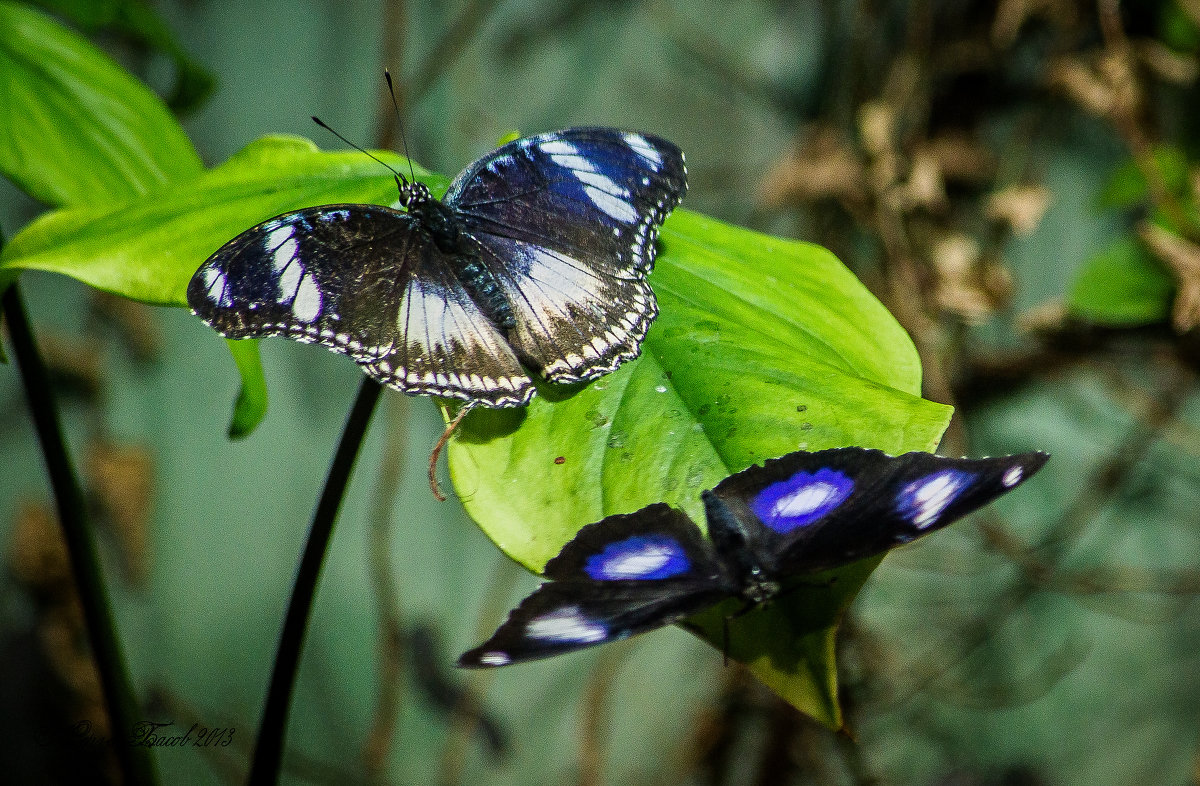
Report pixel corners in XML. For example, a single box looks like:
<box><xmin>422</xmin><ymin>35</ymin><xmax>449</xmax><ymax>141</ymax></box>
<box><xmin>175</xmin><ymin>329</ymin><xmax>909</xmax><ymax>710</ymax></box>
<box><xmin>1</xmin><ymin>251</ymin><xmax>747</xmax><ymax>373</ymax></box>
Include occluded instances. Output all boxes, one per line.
<box><xmin>458</xmin><ymin>447</ymin><xmax>1048</xmax><ymax>668</ymax></box>
<box><xmin>458</xmin><ymin>504</ymin><xmax>734</xmax><ymax>666</ymax></box>
<box><xmin>187</xmin><ymin>127</ymin><xmax>686</xmax><ymax>407</ymax></box>
<box><xmin>188</xmin><ymin>205</ymin><xmax>534</xmax><ymax>406</ymax></box>
<box><xmin>444</xmin><ymin>128</ymin><xmax>687</xmax><ymax>383</ymax></box>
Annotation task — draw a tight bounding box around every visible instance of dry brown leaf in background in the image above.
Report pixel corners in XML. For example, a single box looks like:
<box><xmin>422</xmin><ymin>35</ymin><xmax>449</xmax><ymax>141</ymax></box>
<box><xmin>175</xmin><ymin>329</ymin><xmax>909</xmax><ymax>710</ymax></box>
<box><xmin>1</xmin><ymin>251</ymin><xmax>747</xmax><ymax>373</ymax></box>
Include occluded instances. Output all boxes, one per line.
<box><xmin>9</xmin><ymin>502</ymin><xmax>72</xmax><ymax>594</ymax></box>
<box><xmin>1136</xmin><ymin>39</ymin><xmax>1199</xmax><ymax>85</ymax></box>
<box><xmin>1138</xmin><ymin>222</ymin><xmax>1200</xmax><ymax>333</ymax></box>
<box><xmin>992</xmin><ymin>0</ymin><xmax>1080</xmax><ymax>49</ymax></box>
<box><xmin>38</xmin><ymin>333</ymin><xmax>104</xmax><ymax>400</ymax></box>
<box><xmin>1048</xmin><ymin>50</ymin><xmax>1141</xmax><ymax>119</ymax></box>
<box><xmin>86</xmin><ymin>441</ymin><xmax>154</xmax><ymax>587</ymax></box>
<box><xmin>987</xmin><ymin>184</ymin><xmax>1052</xmax><ymax>236</ymax></box>
<box><xmin>8</xmin><ymin>502</ymin><xmax>109</xmax><ymax>734</ymax></box>
<box><xmin>757</xmin><ymin>127</ymin><xmax>865</xmax><ymax>207</ymax></box>
<box><xmin>858</xmin><ymin>100</ymin><xmax>894</xmax><ymax>158</ymax></box>
<box><xmin>90</xmin><ymin>292</ymin><xmax>163</xmax><ymax>363</ymax></box>
<box><xmin>920</xmin><ymin>133</ymin><xmax>996</xmax><ymax>184</ymax></box>
<box><xmin>1018</xmin><ymin>299</ymin><xmax>1069</xmax><ymax>334</ymax></box>
<box><xmin>932</xmin><ymin>233</ymin><xmax>998</xmax><ymax>323</ymax></box>
<box><xmin>888</xmin><ymin>150</ymin><xmax>948</xmax><ymax>214</ymax></box>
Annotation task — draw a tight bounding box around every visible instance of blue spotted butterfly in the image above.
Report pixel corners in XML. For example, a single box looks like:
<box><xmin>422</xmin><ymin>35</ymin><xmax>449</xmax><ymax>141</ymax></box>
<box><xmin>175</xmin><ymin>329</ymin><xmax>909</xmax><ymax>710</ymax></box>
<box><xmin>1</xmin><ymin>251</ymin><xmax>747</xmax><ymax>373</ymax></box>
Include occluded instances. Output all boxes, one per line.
<box><xmin>187</xmin><ymin>128</ymin><xmax>687</xmax><ymax>407</ymax></box>
<box><xmin>458</xmin><ymin>447</ymin><xmax>1048</xmax><ymax>667</ymax></box>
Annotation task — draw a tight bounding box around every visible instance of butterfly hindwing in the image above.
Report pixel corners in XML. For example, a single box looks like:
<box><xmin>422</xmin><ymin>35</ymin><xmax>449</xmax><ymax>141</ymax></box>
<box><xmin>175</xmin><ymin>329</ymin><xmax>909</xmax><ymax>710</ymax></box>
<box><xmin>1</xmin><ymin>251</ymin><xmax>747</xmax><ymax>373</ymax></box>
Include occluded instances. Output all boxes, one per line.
<box><xmin>458</xmin><ymin>504</ymin><xmax>730</xmax><ymax>667</ymax></box>
<box><xmin>187</xmin><ymin>205</ymin><xmax>534</xmax><ymax>406</ymax></box>
<box><xmin>710</xmin><ymin>447</ymin><xmax>1050</xmax><ymax>574</ymax></box>
<box><xmin>444</xmin><ymin>128</ymin><xmax>686</xmax><ymax>383</ymax></box>
<box><xmin>457</xmin><ymin>580</ymin><xmax>732</xmax><ymax>668</ymax></box>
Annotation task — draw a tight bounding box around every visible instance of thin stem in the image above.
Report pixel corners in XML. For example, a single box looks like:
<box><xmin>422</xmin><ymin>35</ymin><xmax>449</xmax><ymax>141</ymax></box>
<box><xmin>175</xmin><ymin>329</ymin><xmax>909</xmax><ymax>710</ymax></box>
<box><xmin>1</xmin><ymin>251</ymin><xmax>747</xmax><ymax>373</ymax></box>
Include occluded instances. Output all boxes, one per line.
<box><xmin>1</xmin><ymin>284</ymin><xmax>159</xmax><ymax>786</ymax></box>
<box><xmin>247</xmin><ymin>377</ymin><xmax>383</xmax><ymax>785</ymax></box>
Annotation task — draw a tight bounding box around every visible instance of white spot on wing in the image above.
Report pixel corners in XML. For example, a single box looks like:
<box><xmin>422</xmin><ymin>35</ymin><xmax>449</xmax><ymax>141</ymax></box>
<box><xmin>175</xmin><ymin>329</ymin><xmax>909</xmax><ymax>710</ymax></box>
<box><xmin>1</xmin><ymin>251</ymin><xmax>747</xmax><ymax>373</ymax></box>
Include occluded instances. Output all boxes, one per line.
<box><xmin>525</xmin><ymin>606</ymin><xmax>606</xmax><ymax>643</ymax></box>
<box><xmin>479</xmin><ymin>651</ymin><xmax>511</xmax><ymax>666</ymax></box>
<box><xmin>597</xmin><ymin>546</ymin><xmax>672</xmax><ymax>579</ymax></box>
<box><xmin>585</xmin><ymin>186</ymin><xmax>637</xmax><ymax>223</ymax></box>
<box><xmin>551</xmin><ymin>153</ymin><xmax>598</xmax><ymax>173</ymax></box>
<box><xmin>291</xmin><ymin>272</ymin><xmax>322</xmax><ymax>323</ymax></box>
<box><xmin>903</xmin><ymin>471</ymin><xmax>970</xmax><ymax>529</ymax></box>
<box><xmin>771</xmin><ymin>482</ymin><xmax>842</xmax><ymax>518</ymax></box>
<box><xmin>1002</xmin><ymin>466</ymin><xmax>1023</xmax><ymax>487</ymax></box>
<box><xmin>203</xmin><ymin>267</ymin><xmax>233</xmax><ymax>308</ymax></box>
<box><xmin>573</xmin><ymin>169</ymin><xmax>629</xmax><ymax>196</ymax></box>
<box><xmin>623</xmin><ymin>132</ymin><xmax>663</xmax><ymax>169</ymax></box>
<box><xmin>540</xmin><ymin>140</ymin><xmax>579</xmax><ymax>156</ymax></box>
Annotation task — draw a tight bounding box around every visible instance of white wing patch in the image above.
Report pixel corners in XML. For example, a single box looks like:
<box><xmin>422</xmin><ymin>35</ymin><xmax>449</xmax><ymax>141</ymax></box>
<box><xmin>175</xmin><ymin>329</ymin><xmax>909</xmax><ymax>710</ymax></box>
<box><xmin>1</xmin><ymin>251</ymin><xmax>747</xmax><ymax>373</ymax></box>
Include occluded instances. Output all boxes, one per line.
<box><xmin>623</xmin><ymin>132</ymin><xmax>663</xmax><ymax>169</ymax></box>
<box><xmin>525</xmin><ymin>606</ymin><xmax>607</xmax><ymax>643</ymax></box>
<box><xmin>1002</xmin><ymin>466</ymin><xmax>1023</xmax><ymax>487</ymax></box>
<box><xmin>899</xmin><ymin>470</ymin><xmax>973</xmax><ymax>529</ymax></box>
<box><xmin>584</xmin><ymin>187</ymin><xmax>638</xmax><ymax>223</ymax></box>
<box><xmin>201</xmin><ymin>267</ymin><xmax>233</xmax><ymax>308</ymax></box>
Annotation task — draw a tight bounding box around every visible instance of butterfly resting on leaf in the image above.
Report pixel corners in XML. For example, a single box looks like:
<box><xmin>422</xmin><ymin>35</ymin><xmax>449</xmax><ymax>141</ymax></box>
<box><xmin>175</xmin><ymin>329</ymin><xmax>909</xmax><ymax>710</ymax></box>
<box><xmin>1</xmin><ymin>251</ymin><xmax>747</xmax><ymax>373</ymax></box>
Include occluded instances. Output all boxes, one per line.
<box><xmin>186</xmin><ymin>127</ymin><xmax>687</xmax><ymax>495</ymax></box>
<box><xmin>458</xmin><ymin>446</ymin><xmax>1048</xmax><ymax>668</ymax></box>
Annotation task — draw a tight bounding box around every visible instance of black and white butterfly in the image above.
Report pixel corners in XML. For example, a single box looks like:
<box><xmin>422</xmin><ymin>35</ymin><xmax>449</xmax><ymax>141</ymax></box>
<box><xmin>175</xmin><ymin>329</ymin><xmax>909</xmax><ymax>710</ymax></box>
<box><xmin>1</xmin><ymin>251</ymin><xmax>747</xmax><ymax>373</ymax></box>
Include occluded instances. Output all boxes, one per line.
<box><xmin>187</xmin><ymin>128</ymin><xmax>687</xmax><ymax>407</ymax></box>
<box><xmin>458</xmin><ymin>447</ymin><xmax>1049</xmax><ymax>667</ymax></box>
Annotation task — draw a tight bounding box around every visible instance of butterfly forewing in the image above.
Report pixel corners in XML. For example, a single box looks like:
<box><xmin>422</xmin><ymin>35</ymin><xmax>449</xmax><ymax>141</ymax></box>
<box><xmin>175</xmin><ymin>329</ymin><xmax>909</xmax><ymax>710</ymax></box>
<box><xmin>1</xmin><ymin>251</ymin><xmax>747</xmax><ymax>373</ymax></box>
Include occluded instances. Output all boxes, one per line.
<box><xmin>445</xmin><ymin>128</ymin><xmax>686</xmax><ymax>383</ymax></box>
<box><xmin>187</xmin><ymin>205</ymin><xmax>534</xmax><ymax>406</ymax></box>
<box><xmin>711</xmin><ymin>448</ymin><xmax>1050</xmax><ymax>574</ymax></box>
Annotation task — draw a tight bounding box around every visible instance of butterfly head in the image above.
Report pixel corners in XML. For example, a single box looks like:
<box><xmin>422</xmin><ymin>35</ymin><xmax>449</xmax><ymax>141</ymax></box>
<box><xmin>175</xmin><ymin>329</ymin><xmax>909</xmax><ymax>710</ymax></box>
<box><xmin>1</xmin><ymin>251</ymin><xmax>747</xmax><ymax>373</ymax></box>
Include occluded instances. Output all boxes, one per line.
<box><xmin>395</xmin><ymin>175</ymin><xmax>433</xmax><ymax>210</ymax></box>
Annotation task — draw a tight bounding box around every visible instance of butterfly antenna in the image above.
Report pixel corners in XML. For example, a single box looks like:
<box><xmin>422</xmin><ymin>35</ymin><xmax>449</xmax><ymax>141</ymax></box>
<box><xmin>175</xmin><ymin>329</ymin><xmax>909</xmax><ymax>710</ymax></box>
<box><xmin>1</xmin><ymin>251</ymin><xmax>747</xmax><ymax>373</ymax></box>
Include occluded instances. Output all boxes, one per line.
<box><xmin>383</xmin><ymin>70</ymin><xmax>417</xmax><ymax>187</ymax></box>
<box><xmin>428</xmin><ymin>403</ymin><xmax>474</xmax><ymax>501</ymax></box>
<box><xmin>311</xmin><ymin>115</ymin><xmax>409</xmax><ymax>187</ymax></box>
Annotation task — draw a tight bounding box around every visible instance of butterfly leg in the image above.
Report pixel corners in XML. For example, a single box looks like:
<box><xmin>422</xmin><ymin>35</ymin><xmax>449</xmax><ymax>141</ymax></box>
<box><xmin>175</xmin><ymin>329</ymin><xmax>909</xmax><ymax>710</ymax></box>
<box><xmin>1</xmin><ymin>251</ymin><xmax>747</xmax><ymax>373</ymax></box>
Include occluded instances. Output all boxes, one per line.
<box><xmin>428</xmin><ymin>403</ymin><xmax>475</xmax><ymax>501</ymax></box>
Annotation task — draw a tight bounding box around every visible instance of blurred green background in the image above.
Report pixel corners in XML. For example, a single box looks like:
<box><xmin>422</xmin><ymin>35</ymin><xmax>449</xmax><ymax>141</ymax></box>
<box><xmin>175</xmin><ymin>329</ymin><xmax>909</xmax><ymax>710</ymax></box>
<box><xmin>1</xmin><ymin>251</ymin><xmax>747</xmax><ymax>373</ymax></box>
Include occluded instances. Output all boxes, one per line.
<box><xmin>3</xmin><ymin>1</ymin><xmax>1200</xmax><ymax>784</ymax></box>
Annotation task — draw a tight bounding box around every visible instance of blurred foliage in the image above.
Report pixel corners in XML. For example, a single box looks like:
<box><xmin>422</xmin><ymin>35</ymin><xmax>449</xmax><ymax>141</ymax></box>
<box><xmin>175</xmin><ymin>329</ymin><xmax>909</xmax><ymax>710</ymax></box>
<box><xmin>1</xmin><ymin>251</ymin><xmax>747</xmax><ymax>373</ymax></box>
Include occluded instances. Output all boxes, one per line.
<box><xmin>3</xmin><ymin>1</ymin><xmax>1200</xmax><ymax>786</ymax></box>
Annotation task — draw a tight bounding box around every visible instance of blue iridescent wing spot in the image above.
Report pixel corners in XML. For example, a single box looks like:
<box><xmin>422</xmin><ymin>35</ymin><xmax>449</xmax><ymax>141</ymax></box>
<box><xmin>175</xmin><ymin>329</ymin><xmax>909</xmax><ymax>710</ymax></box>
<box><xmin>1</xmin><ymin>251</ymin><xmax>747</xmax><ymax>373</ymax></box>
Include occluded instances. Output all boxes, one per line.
<box><xmin>895</xmin><ymin>469</ymin><xmax>976</xmax><ymax>529</ymax></box>
<box><xmin>749</xmin><ymin>468</ymin><xmax>855</xmax><ymax>533</ymax></box>
<box><xmin>583</xmin><ymin>534</ymin><xmax>692</xmax><ymax>580</ymax></box>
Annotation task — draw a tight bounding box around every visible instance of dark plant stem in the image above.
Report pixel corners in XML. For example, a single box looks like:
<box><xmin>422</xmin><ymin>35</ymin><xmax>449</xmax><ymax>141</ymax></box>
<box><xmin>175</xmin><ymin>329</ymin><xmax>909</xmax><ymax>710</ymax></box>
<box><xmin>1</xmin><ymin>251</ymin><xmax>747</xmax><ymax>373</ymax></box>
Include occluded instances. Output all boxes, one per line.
<box><xmin>1</xmin><ymin>284</ymin><xmax>159</xmax><ymax>786</ymax></box>
<box><xmin>247</xmin><ymin>376</ymin><xmax>383</xmax><ymax>785</ymax></box>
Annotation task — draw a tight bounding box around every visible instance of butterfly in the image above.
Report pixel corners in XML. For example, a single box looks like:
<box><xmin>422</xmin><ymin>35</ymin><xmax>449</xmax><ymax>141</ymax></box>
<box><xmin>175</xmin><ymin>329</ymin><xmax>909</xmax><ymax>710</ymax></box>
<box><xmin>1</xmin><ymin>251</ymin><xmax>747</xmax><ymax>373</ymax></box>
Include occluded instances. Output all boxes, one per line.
<box><xmin>186</xmin><ymin>127</ymin><xmax>687</xmax><ymax>408</ymax></box>
<box><xmin>458</xmin><ymin>446</ymin><xmax>1049</xmax><ymax>667</ymax></box>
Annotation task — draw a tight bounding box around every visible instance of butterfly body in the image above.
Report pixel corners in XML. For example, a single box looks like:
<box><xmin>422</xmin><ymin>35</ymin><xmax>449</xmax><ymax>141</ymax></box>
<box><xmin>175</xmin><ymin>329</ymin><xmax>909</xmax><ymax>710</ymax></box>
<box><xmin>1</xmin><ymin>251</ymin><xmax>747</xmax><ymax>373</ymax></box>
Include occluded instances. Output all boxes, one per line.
<box><xmin>188</xmin><ymin>128</ymin><xmax>687</xmax><ymax>407</ymax></box>
<box><xmin>458</xmin><ymin>447</ymin><xmax>1049</xmax><ymax>668</ymax></box>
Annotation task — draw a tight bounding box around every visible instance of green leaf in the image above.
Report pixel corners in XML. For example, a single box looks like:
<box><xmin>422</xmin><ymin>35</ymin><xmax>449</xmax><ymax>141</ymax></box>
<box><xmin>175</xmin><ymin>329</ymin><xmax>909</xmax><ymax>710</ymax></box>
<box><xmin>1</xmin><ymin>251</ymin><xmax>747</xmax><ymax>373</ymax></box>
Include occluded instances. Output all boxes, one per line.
<box><xmin>0</xmin><ymin>0</ymin><xmax>202</xmax><ymax>208</ymax></box>
<box><xmin>225</xmin><ymin>339</ymin><xmax>268</xmax><ymax>439</ymax></box>
<box><xmin>0</xmin><ymin>136</ymin><xmax>422</xmax><ymax>305</ymax></box>
<box><xmin>1097</xmin><ymin>145</ymin><xmax>1191</xmax><ymax>210</ymax></box>
<box><xmin>1067</xmin><ymin>235</ymin><xmax>1173</xmax><ymax>326</ymax></box>
<box><xmin>0</xmin><ymin>135</ymin><xmax>424</xmax><ymax>433</ymax></box>
<box><xmin>448</xmin><ymin>211</ymin><xmax>953</xmax><ymax>727</ymax></box>
<box><xmin>0</xmin><ymin>132</ymin><xmax>952</xmax><ymax>723</ymax></box>
<box><xmin>29</xmin><ymin>0</ymin><xmax>216</xmax><ymax>112</ymax></box>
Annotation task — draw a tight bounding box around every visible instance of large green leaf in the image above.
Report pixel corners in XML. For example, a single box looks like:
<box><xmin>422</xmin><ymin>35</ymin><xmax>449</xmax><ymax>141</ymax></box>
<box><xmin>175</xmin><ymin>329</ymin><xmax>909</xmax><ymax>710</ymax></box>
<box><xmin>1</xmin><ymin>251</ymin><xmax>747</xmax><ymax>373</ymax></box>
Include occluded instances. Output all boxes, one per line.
<box><xmin>0</xmin><ymin>0</ymin><xmax>202</xmax><ymax>208</ymax></box>
<box><xmin>0</xmin><ymin>136</ymin><xmax>423</xmax><ymax>304</ymax></box>
<box><xmin>28</xmin><ymin>0</ymin><xmax>216</xmax><ymax>112</ymax></box>
<box><xmin>0</xmin><ymin>136</ymin><xmax>421</xmax><ymax>434</ymax></box>
<box><xmin>1</xmin><ymin>135</ymin><xmax>953</xmax><ymax>723</ymax></box>
<box><xmin>448</xmin><ymin>211</ymin><xmax>952</xmax><ymax>727</ymax></box>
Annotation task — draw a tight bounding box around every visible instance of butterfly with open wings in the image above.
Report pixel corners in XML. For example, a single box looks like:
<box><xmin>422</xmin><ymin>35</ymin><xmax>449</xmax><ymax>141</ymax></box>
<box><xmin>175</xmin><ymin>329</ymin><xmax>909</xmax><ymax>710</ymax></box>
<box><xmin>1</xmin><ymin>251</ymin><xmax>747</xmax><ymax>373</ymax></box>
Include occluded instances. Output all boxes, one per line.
<box><xmin>458</xmin><ymin>446</ymin><xmax>1048</xmax><ymax>667</ymax></box>
<box><xmin>187</xmin><ymin>127</ymin><xmax>687</xmax><ymax>408</ymax></box>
